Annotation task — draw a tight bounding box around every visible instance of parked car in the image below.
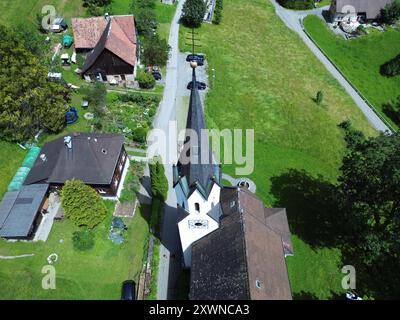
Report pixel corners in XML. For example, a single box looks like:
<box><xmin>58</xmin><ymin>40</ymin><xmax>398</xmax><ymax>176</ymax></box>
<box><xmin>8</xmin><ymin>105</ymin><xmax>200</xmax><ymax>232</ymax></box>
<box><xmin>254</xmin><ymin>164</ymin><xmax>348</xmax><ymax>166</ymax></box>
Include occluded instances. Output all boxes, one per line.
<box><xmin>187</xmin><ymin>81</ymin><xmax>207</xmax><ymax>90</ymax></box>
<box><xmin>186</xmin><ymin>54</ymin><xmax>205</xmax><ymax>66</ymax></box>
<box><xmin>121</xmin><ymin>280</ymin><xmax>136</xmax><ymax>300</ymax></box>
<box><xmin>145</xmin><ymin>66</ymin><xmax>162</xmax><ymax>80</ymax></box>
<box><xmin>152</xmin><ymin>70</ymin><xmax>162</xmax><ymax>81</ymax></box>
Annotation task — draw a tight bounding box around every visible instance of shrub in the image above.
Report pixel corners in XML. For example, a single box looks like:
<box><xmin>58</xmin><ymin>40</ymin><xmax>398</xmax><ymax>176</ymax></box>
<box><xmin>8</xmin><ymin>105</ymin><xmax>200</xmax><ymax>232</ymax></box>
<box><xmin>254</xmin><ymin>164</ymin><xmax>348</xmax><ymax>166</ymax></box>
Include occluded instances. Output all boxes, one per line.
<box><xmin>383</xmin><ymin>96</ymin><xmax>400</xmax><ymax>124</ymax></box>
<box><xmin>72</xmin><ymin>229</ymin><xmax>95</xmax><ymax>251</ymax></box>
<box><xmin>380</xmin><ymin>0</ymin><xmax>400</xmax><ymax>25</ymax></box>
<box><xmin>213</xmin><ymin>0</ymin><xmax>223</xmax><ymax>25</ymax></box>
<box><xmin>61</xmin><ymin>179</ymin><xmax>107</xmax><ymax>229</ymax></box>
<box><xmin>316</xmin><ymin>91</ymin><xmax>324</xmax><ymax>105</ymax></box>
<box><xmin>137</xmin><ymin>71</ymin><xmax>156</xmax><ymax>89</ymax></box>
<box><xmin>380</xmin><ymin>54</ymin><xmax>400</xmax><ymax>77</ymax></box>
<box><xmin>277</xmin><ymin>0</ymin><xmax>314</xmax><ymax>10</ymax></box>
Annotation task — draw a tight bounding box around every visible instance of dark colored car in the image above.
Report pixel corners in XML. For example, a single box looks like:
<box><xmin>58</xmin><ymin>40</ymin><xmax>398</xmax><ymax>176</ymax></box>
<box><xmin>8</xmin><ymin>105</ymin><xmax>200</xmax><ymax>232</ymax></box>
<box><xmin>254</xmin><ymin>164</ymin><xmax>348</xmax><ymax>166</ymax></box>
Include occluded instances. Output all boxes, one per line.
<box><xmin>152</xmin><ymin>70</ymin><xmax>162</xmax><ymax>81</ymax></box>
<box><xmin>121</xmin><ymin>280</ymin><xmax>136</xmax><ymax>300</ymax></box>
<box><xmin>186</xmin><ymin>54</ymin><xmax>205</xmax><ymax>66</ymax></box>
<box><xmin>187</xmin><ymin>81</ymin><xmax>207</xmax><ymax>90</ymax></box>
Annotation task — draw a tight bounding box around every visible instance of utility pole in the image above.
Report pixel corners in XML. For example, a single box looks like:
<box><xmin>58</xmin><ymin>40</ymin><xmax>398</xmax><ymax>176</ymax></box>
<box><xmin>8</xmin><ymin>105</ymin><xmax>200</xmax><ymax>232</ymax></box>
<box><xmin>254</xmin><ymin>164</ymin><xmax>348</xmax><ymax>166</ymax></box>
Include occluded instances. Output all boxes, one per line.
<box><xmin>185</xmin><ymin>28</ymin><xmax>201</xmax><ymax>54</ymax></box>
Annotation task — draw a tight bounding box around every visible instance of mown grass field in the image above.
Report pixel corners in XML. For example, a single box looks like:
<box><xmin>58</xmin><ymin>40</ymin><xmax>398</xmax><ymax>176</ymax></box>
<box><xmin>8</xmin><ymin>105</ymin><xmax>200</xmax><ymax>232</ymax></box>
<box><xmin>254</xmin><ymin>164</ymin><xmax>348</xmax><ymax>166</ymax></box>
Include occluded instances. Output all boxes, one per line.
<box><xmin>180</xmin><ymin>0</ymin><xmax>376</xmax><ymax>299</ymax></box>
<box><xmin>0</xmin><ymin>202</ymin><xmax>150</xmax><ymax>299</ymax></box>
<box><xmin>304</xmin><ymin>15</ymin><xmax>400</xmax><ymax>129</ymax></box>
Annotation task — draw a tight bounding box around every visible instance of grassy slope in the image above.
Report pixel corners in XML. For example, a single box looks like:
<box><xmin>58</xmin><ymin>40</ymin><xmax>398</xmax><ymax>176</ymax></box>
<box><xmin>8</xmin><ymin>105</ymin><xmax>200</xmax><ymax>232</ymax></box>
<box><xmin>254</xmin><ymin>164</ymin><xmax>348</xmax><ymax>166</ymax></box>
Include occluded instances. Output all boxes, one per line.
<box><xmin>304</xmin><ymin>15</ymin><xmax>400</xmax><ymax>129</ymax></box>
<box><xmin>0</xmin><ymin>0</ymin><xmax>85</xmax><ymax>27</ymax></box>
<box><xmin>0</xmin><ymin>142</ymin><xmax>26</xmax><ymax>199</ymax></box>
<box><xmin>180</xmin><ymin>0</ymin><xmax>375</xmax><ymax>299</ymax></box>
<box><xmin>0</xmin><ymin>202</ymin><xmax>149</xmax><ymax>299</ymax></box>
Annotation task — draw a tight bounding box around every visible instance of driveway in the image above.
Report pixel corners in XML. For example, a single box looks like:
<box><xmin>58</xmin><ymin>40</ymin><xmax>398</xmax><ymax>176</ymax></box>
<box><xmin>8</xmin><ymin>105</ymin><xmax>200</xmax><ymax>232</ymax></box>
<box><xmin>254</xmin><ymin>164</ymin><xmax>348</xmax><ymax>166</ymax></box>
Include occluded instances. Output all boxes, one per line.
<box><xmin>270</xmin><ymin>0</ymin><xmax>392</xmax><ymax>133</ymax></box>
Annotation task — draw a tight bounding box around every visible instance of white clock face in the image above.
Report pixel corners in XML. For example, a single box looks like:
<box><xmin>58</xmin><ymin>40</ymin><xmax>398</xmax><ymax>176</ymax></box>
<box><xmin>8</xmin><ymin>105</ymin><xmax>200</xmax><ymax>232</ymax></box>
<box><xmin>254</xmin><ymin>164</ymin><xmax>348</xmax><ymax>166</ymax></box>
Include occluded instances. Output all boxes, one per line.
<box><xmin>188</xmin><ymin>220</ymin><xmax>208</xmax><ymax>229</ymax></box>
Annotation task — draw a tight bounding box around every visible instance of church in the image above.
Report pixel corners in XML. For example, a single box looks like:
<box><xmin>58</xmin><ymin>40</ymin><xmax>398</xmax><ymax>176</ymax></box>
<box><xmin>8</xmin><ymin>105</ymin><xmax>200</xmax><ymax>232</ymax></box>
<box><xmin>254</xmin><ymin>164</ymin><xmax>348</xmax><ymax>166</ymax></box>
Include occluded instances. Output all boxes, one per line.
<box><xmin>173</xmin><ymin>62</ymin><xmax>294</xmax><ymax>300</ymax></box>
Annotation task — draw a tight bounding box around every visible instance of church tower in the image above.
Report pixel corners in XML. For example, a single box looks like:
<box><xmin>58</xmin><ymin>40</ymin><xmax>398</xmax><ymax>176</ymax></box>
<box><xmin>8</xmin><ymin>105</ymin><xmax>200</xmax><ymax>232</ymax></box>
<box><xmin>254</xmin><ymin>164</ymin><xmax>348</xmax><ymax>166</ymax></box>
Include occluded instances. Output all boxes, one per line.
<box><xmin>173</xmin><ymin>62</ymin><xmax>222</xmax><ymax>268</ymax></box>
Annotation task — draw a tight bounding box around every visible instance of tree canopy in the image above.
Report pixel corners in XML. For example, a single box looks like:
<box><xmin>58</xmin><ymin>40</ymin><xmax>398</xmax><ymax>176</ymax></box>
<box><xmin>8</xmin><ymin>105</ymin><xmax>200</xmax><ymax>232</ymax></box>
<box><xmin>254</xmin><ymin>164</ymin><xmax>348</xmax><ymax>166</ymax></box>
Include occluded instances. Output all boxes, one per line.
<box><xmin>0</xmin><ymin>25</ymin><xmax>68</xmax><ymax>142</ymax></box>
<box><xmin>61</xmin><ymin>179</ymin><xmax>107</xmax><ymax>229</ymax></box>
<box><xmin>380</xmin><ymin>0</ymin><xmax>400</xmax><ymax>25</ymax></box>
<box><xmin>181</xmin><ymin>0</ymin><xmax>207</xmax><ymax>28</ymax></box>
<box><xmin>337</xmin><ymin>127</ymin><xmax>400</xmax><ymax>297</ymax></box>
<box><xmin>142</xmin><ymin>34</ymin><xmax>170</xmax><ymax>67</ymax></box>
<box><xmin>130</xmin><ymin>0</ymin><xmax>158</xmax><ymax>35</ymax></box>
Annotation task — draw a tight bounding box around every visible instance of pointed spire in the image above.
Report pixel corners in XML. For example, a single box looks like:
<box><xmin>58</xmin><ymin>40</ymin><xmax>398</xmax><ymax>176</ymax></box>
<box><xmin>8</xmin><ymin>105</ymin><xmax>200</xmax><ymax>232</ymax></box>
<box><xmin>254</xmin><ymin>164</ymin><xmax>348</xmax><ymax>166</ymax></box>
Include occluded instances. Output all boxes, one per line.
<box><xmin>177</xmin><ymin>63</ymin><xmax>216</xmax><ymax>191</ymax></box>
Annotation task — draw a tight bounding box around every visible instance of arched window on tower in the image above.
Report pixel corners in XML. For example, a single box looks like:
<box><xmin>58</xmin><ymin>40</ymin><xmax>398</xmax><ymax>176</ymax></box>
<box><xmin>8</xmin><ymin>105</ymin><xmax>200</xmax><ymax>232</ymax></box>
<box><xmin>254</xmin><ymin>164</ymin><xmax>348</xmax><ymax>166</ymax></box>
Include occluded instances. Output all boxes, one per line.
<box><xmin>195</xmin><ymin>203</ymin><xmax>200</xmax><ymax>213</ymax></box>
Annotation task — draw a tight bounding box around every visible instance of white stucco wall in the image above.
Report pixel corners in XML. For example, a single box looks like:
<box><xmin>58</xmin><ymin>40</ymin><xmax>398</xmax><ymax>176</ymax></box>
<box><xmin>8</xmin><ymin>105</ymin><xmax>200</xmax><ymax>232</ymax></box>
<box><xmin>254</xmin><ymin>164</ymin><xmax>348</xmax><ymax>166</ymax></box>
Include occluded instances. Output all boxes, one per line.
<box><xmin>177</xmin><ymin>183</ymin><xmax>221</xmax><ymax>267</ymax></box>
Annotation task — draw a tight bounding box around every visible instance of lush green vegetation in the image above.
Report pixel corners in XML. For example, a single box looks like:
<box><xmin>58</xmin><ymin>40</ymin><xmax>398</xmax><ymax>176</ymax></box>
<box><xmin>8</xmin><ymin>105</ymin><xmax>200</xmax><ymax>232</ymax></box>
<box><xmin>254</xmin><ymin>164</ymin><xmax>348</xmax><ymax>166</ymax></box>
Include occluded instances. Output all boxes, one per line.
<box><xmin>61</xmin><ymin>179</ymin><xmax>107</xmax><ymax>228</ymax></box>
<box><xmin>0</xmin><ymin>25</ymin><xmax>69</xmax><ymax>142</ymax></box>
<box><xmin>0</xmin><ymin>201</ymin><xmax>150</xmax><ymax>299</ymax></box>
<box><xmin>149</xmin><ymin>157</ymin><xmax>169</xmax><ymax>202</ymax></box>
<box><xmin>180</xmin><ymin>0</ymin><xmax>376</xmax><ymax>299</ymax></box>
<box><xmin>104</xmin><ymin>93</ymin><xmax>160</xmax><ymax>144</ymax></box>
<box><xmin>381</xmin><ymin>54</ymin><xmax>400</xmax><ymax>77</ymax></box>
<box><xmin>0</xmin><ymin>142</ymin><xmax>26</xmax><ymax>199</ymax></box>
<box><xmin>278</xmin><ymin>0</ymin><xmax>314</xmax><ymax>10</ymax></box>
<box><xmin>181</xmin><ymin>0</ymin><xmax>207</xmax><ymax>28</ymax></box>
<box><xmin>120</xmin><ymin>160</ymin><xmax>145</xmax><ymax>203</ymax></box>
<box><xmin>72</xmin><ymin>228</ymin><xmax>95</xmax><ymax>251</ymax></box>
<box><xmin>304</xmin><ymin>15</ymin><xmax>400</xmax><ymax>129</ymax></box>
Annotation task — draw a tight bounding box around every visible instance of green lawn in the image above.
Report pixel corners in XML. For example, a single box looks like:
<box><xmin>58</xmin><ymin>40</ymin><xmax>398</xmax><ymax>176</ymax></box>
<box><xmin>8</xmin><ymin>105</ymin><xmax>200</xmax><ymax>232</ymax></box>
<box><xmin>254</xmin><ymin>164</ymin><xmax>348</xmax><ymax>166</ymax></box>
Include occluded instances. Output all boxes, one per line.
<box><xmin>0</xmin><ymin>0</ymin><xmax>85</xmax><ymax>27</ymax></box>
<box><xmin>180</xmin><ymin>0</ymin><xmax>376</xmax><ymax>299</ymax></box>
<box><xmin>304</xmin><ymin>15</ymin><xmax>400</xmax><ymax>130</ymax></box>
<box><xmin>0</xmin><ymin>141</ymin><xmax>27</xmax><ymax>199</ymax></box>
<box><xmin>0</xmin><ymin>201</ymin><xmax>150</xmax><ymax>299</ymax></box>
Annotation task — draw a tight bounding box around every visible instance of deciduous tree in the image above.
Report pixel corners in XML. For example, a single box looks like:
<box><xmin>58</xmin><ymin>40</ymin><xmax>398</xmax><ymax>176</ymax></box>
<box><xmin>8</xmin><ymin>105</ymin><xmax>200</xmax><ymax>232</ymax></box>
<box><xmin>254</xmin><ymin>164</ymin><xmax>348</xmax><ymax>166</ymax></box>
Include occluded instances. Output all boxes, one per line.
<box><xmin>0</xmin><ymin>25</ymin><xmax>68</xmax><ymax>142</ymax></box>
<box><xmin>181</xmin><ymin>0</ymin><xmax>207</xmax><ymax>28</ymax></box>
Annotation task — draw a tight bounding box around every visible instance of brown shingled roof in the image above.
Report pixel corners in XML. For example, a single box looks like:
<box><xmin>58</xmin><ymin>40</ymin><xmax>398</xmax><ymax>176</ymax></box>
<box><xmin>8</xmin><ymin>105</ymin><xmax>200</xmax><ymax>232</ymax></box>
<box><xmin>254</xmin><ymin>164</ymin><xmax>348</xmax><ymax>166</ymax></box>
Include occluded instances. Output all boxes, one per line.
<box><xmin>190</xmin><ymin>187</ymin><xmax>293</xmax><ymax>300</ymax></box>
<box><xmin>72</xmin><ymin>15</ymin><xmax>136</xmax><ymax>66</ymax></box>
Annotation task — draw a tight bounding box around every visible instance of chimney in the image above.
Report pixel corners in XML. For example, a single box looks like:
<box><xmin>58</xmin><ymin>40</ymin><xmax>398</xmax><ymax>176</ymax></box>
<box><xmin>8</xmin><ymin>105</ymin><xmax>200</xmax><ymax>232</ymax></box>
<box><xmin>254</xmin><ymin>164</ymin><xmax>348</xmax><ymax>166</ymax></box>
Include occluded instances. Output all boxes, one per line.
<box><xmin>64</xmin><ymin>136</ymin><xmax>72</xmax><ymax>150</ymax></box>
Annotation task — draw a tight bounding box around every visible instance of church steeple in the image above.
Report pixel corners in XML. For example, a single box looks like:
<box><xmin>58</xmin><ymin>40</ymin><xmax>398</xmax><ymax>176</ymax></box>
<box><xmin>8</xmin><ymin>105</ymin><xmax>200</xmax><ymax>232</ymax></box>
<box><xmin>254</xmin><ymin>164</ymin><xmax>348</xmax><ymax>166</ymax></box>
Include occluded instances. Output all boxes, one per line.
<box><xmin>176</xmin><ymin>62</ymin><xmax>218</xmax><ymax>194</ymax></box>
<box><xmin>173</xmin><ymin>60</ymin><xmax>223</xmax><ymax>268</ymax></box>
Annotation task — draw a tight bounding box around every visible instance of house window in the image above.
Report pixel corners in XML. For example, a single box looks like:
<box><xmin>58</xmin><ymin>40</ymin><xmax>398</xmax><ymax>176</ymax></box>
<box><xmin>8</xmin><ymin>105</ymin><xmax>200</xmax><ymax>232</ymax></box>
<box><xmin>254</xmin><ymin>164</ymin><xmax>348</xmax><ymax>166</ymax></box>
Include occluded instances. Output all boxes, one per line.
<box><xmin>195</xmin><ymin>203</ymin><xmax>200</xmax><ymax>213</ymax></box>
<box><xmin>230</xmin><ymin>200</ymin><xmax>235</xmax><ymax>208</ymax></box>
<box><xmin>255</xmin><ymin>279</ymin><xmax>262</xmax><ymax>289</ymax></box>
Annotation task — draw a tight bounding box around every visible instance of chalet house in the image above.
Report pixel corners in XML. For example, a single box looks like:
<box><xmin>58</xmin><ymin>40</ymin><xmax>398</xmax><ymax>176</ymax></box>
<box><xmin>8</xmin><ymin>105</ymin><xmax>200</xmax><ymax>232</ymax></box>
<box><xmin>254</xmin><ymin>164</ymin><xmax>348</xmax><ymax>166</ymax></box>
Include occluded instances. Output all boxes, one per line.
<box><xmin>330</xmin><ymin>0</ymin><xmax>393</xmax><ymax>21</ymax></box>
<box><xmin>0</xmin><ymin>133</ymin><xmax>127</xmax><ymax>240</ymax></box>
<box><xmin>71</xmin><ymin>15</ymin><xmax>137</xmax><ymax>83</ymax></box>
<box><xmin>24</xmin><ymin>133</ymin><xmax>128</xmax><ymax>197</ymax></box>
<box><xmin>173</xmin><ymin>63</ymin><xmax>293</xmax><ymax>300</ymax></box>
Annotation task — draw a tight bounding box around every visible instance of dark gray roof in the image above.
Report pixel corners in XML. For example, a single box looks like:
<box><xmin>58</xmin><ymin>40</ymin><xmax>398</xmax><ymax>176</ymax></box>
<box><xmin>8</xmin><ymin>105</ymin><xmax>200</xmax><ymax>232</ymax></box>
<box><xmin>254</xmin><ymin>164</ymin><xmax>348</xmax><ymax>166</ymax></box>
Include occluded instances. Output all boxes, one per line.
<box><xmin>190</xmin><ymin>187</ymin><xmax>292</xmax><ymax>300</ymax></box>
<box><xmin>82</xmin><ymin>20</ymin><xmax>111</xmax><ymax>73</ymax></box>
<box><xmin>24</xmin><ymin>133</ymin><xmax>124</xmax><ymax>186</ymax></box>
<box><xmin>177</xmin><ymin>68</ymin><xmax>217</xmax><ymax>193</ymax></box>
<box><xmin>0</xmin><ymin>184</ymin><xmax>49</xmax><ymax>238</ymax></box>
<box><xmin>333</xmin><ymin>0</ymin><xmax>393</xmax><ymax>19</ymax></box>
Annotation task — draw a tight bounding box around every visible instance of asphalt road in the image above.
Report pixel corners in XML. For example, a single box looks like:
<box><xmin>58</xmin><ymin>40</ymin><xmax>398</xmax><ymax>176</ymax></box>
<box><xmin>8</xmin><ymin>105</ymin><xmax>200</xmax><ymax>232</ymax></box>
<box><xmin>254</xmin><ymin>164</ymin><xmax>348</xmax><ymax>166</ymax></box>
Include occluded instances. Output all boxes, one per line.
<box><xmin>270</xmin><ymin>0</ymin><xmax>392</xmax><ymax>133</ymax></box>
<box><xmin>151</xmin><ymin>0</ymin><xmax>184</xmax><ymax>300</ymax></box>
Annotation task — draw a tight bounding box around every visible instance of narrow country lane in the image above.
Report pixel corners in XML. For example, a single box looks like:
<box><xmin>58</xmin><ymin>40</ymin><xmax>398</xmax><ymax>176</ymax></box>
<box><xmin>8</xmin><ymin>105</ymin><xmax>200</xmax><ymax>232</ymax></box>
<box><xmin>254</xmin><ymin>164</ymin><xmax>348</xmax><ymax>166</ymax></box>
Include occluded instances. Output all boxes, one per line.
<box><xmin>270</xmin><ymin>0</ymin><xmax>392</xmax><ymax>133</ymax></box>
